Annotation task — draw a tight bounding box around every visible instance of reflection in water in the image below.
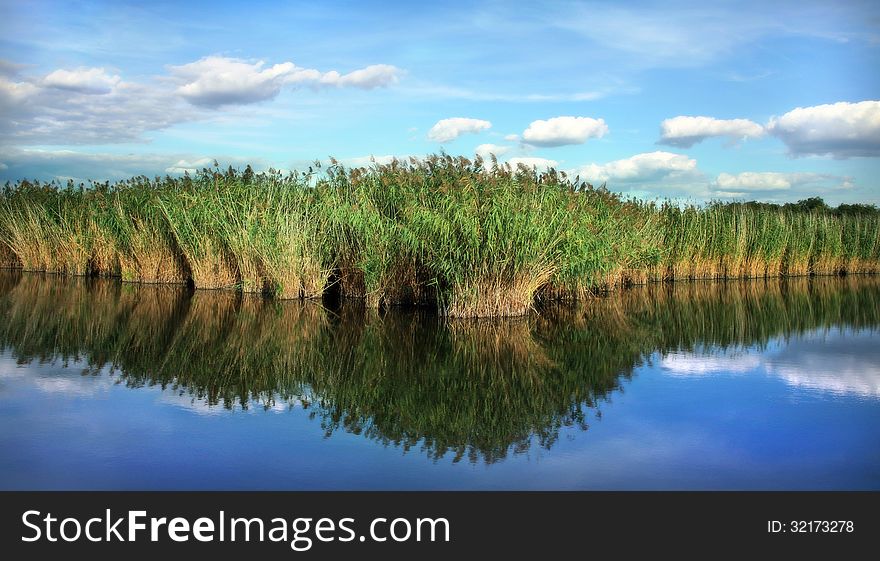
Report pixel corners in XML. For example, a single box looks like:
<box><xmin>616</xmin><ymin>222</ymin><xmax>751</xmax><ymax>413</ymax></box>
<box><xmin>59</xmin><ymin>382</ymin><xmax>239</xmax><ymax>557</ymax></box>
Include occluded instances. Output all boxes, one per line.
<box><xmin>0</xmin><ymin>272</ymin><xmax>878</xmax><ymax>464</ymax></box>
<box><xmin>662</xmin><ymin>333</ymin><xmax>880</xmax><ymax>398</ymax></box>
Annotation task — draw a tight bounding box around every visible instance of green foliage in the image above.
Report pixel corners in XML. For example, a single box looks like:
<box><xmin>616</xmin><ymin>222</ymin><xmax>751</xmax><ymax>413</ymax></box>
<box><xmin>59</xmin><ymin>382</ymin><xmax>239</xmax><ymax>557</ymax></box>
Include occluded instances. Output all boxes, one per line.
<box><xmin>0</xmin><ymin>157</ymin><xmax>878</xmax><ymax>316</ymax></box>
<box><xmin>783</xmin><ymin>196</ymin><xmax>832</xmax><ymax>213</ymax></box>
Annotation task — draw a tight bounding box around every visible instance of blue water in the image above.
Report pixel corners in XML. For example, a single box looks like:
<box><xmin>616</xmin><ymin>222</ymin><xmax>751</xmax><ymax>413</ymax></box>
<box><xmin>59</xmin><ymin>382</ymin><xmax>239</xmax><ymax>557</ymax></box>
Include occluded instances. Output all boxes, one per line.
<box><xmin>0</xmin><ymin>273</ymin><xmax>878</xmax><ymax>489</ymax></box>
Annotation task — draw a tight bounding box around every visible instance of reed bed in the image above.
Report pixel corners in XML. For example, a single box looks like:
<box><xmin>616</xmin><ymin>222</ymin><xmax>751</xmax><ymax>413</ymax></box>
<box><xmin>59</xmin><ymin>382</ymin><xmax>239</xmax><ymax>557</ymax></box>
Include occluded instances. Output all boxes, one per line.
<box><xmin>1</xmin><ymin>156</ymin><xmax>878</xmax><ymax>316</ymax></box>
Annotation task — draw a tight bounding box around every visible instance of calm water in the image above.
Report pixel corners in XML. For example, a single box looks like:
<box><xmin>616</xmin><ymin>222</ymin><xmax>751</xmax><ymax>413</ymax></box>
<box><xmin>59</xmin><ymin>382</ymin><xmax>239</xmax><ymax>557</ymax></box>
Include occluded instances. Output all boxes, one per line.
<box><xmin>0</xmin><ymin>271</ymin><xmax>878</xmax><ymax>490</ymax></box>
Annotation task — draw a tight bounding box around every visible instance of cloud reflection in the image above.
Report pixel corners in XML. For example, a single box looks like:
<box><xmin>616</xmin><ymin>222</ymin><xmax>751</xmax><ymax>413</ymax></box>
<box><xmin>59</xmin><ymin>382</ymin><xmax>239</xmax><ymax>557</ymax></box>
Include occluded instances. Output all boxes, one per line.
<box><xmin>661</xmin><ymin>329</ymin><xmax>880</xmax><ymax>398</ymax></box>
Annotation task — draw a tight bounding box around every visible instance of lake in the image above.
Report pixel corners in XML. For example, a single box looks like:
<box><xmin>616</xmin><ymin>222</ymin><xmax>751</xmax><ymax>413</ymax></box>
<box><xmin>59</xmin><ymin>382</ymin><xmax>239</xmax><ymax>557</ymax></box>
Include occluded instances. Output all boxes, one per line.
<box><xmin>0</xmin><ymin>271</ymin><xmax>878</xmax><ymax>490</ymax></box>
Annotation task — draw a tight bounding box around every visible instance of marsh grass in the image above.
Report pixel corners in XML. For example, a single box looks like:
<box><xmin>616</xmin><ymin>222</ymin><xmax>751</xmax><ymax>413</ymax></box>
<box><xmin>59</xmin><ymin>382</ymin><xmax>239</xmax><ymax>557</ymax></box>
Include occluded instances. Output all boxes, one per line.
<box><xmin>158</xmin><ymin>181</ymin><xmax>238</xmax><ymax>290</ymax></box>
<box><xmin>106</xmin><ymin>186</ymin><xmax>188</xmax><ymax>283</ymax></box>
<box><xmin>1</xmin><ymin>156</ymin><xmax>877</xmax><ymax>316</ymax></box>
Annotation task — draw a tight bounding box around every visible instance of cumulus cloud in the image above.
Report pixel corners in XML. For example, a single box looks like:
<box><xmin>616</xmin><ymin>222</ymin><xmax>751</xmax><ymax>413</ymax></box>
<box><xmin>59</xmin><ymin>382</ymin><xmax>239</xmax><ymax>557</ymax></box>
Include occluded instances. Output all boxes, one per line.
<box><xmin>576</xmin><ymin>151</ymin><xmax>697</xmax><ymax>183</ymax></box>
<box><xmin>165</xmin><ymin>157</ymin><xmax>216</xmax><ymax>174</ymax></box>
<box><xmin>505</xmin><ymin>157</ymin><xmax>559</xmax><ymax>170</ymax></box>
<box><xmin>171</xmin><ymin>57</ymin><xmax>299</xmax><ymax>106</ymax></box>
<box><xmin>0</xmin><ymin>73</ymin><xmax>193</xmax><ymax>144</ymax></box>
<box><xmin>767</xmin><ymin>100</ymin><xmax>880</xmax><ymax>158</ymax></box>
<box><xmin>659</xmin><ymin>116</ymin><xmax>765</xmax><ymax>147</ymax></box>
<box><xmin>427</xmin><ymin>117</ymin><xmax>491</xmax><ymax>142</ymax></box>
<box><xmin>561</xmin><ymin>152</ymin><xmax>865</xmax><ymax>203</ymax></box>
<box><xmin>658</xmin><ymin>101</ymin><xmax>880</xmax><ymax>156</ymax></box>
<box><xmin>475</xmin><ymin>143</ymin><xmax>511</xmax><ymax>159</ymax></box>
<box><xmin>521</xmin><ymin>116</ymin><xmax>608</xmax><ymax>147</ymax></box>
<box><xmin>715</xmin><ymin>172</ymin><xmax>793</xmax><ymax>191</ymax></box>
<box><xmin>711</xmin><ymin>171</ymin><xmax>853</xmax><ymax>198</ymax></box>
<box><xmin>0</xmin><ymin>75</ymin><xmax>40</xmax><ymax>104</ymax></box>
<box><xmin>0</xmin><ymin>57</ymin><xmax>402</xmax><ymax>144</ymax></box>
<box><xmin>569</xmin><ymin>152</ymin><xmax>859</xmax><ymax>202</ymax></box>
<box><xmin>171</xmin><ymin>57</ymin><xmax>402</xmax><ymax>107</ymax></box>
<box><xmin>42</xmin><ymin>67</ymin><xmax>121</xmax><ymax>94</ymax></box>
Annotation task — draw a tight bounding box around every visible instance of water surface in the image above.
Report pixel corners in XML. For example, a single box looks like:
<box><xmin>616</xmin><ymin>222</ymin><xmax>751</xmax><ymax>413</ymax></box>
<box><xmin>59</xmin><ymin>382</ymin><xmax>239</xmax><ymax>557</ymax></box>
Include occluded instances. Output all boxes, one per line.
<box><xmin>0</xmin><ymin>272</ymin><xmax>878</xmax><ymax>489</ymax></box>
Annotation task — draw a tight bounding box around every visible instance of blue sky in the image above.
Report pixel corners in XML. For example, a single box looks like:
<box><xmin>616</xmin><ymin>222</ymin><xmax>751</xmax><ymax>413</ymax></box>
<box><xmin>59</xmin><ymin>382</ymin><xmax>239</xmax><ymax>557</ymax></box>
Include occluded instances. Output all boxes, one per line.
<box><xmin>1</xmin><ymin>0</ymin><xmax>878</xmax><ymax>204</ymax></box>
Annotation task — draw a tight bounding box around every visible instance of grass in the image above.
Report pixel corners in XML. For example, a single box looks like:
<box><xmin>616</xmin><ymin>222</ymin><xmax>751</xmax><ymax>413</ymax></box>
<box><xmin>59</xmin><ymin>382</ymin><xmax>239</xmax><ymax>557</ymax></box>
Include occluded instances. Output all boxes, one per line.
<box><xmin>1</xmin><ymin>156</ymin><xmax>878</xmax><ymax>316</ymax></box>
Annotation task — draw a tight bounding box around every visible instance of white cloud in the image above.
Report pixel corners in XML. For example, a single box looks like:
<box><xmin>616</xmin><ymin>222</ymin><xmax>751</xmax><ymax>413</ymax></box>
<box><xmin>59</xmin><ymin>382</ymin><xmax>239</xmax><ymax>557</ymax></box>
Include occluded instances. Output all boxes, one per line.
<box><xmin>505</xmin><ymin>157</ymin><xmax>559</xmax><ymax>170</ymax></box>
<box><xmin>659</xmin><ymin>116</ymin><xmax>765</xmax><ymax>148</ymax></box>
<box><xmin>42</xmin><ymin>67</ymin><xmax>121</xmax><ymax>94</ymax></box>
<box><xmin>521</xmin><ymin>116</ymin><xmax>608</xmax><ymax>147</ymax></box>
<box><xmin>475</xmin><ymin>143</ymin><xmax>511</xmax><ymax>159</ymax></box>
<box><xmin>171</xmin><ymin>57</ymin><xmax>299</xmax><ymax>106</ymax></box>
<box><xmin>0</xmin><ymin>57</ymin><xmax>402</xmax><ymax>144</ymax></box>
<box><xmin>566</xmin><ymin>153</ymin><xmax>859</xmax><ymax>202</ymax></box>
<box><xmin>340</xmin><ymin>154</ymin><xmax>405</xmax><ymax>167</ymax></box>
<box><xmin>165</xmin><ymin>157</ymin><xmax>216</xmax><ymax>174</ymax></box>
<box><xmin>0</xmin><ymin>74</ymin><xmax>193</xmax><ymax>144</ymax></box>
<box><xmin>767</xmin><ymin>100</ymin><xmax>880</xmax><ymax>158</ymax></box>
<box><xmin>711</xmin><ymin>171</ymin><xmax>853</xmax><ymax>198</ymax></box>
<box><xmin>575</xmin><ymin>151</ymin><xmax>697</xmax><ymax>183</ymax></box>
<box><xmin>0</xmin><ymin>162</ymin><xmax>7</xmax><ymax>170</ymax></box>
<box><xmin>504</xmin><ymin>134</ymin><xmax>520</xmax><ymax>141</ymax></box>
<box><xmin>171</xmin><ymin>57</ymin><xmax>402</xmax><ymax>107</ymax></box>
<box><xmin>715</xmin><ymin>172</ymin><xmax>792</xmax><ymax>191</ymax></box>
<box><xmin>427</xmin><ymin>117</ymin><xmax>491</xmax><ymax>142</ymax></box>
<box><xmin>324</xmin><ymin>64</ymin><xmax>401</xmax><ymax>89</ymax></box>
<box><xmin>0</xmin><ymin>75</ymin><xmax>40</xmax><ymax>103</ymax></box>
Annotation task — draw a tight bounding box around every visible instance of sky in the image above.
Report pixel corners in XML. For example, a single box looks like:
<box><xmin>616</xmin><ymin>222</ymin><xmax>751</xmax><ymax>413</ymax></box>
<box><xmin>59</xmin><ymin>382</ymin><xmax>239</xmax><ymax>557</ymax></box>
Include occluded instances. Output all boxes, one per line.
<box><xmin>0</xmin><ymin>0</ymin><xmax>878</xmax><ymax>204</ymax></box>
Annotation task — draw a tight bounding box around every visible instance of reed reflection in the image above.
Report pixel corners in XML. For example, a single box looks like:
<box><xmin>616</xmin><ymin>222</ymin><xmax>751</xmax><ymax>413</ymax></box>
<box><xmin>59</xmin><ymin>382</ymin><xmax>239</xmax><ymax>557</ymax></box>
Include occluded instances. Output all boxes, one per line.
<box><xmin>1</xmin><ymin>271</ymin><xmax>878</xmax><ymax>463</ymax></box>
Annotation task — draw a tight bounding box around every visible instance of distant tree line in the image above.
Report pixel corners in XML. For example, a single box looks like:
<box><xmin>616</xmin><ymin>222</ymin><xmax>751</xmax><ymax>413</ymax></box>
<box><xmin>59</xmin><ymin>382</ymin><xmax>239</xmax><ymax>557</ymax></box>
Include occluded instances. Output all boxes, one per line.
<box><xmin>737</xmin><ymin>197</ymin><xmax>879</xmax><ymax>217</ymax></box>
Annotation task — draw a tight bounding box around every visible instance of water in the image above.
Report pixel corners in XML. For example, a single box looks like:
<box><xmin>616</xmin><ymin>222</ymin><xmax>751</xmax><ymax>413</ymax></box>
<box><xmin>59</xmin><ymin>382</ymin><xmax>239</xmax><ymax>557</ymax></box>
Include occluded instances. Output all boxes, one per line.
<box><xmin>0</xmin><ymin>271</ymin><xmax>878</xmax><ymax>490</ymax></box>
